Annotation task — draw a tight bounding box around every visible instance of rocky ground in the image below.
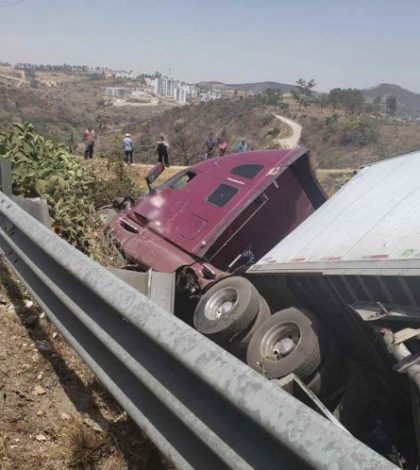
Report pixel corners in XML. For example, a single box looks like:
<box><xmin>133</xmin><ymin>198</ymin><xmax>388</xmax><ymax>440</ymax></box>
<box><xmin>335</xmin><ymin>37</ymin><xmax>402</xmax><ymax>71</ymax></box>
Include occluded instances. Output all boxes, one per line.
<box><xmin>0</xmin><ymin>261</ymin><xmax>171</xmax><ymax>470</ymax></box>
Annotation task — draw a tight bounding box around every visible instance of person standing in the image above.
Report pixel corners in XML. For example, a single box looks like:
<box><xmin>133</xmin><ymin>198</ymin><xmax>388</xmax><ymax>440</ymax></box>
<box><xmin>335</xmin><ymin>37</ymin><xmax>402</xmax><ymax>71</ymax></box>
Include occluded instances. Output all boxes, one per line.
<box><xmin>236</xmin><ymin>139</ymin><xmax>249</xmax><ymax>153</ymax></box>
<box><xmin>83</xmin><ymin>128</ymin><xmax>96</xmax><ymax>159</ymax></box>
<box><xmin>218</xmin><ymin>137</ymin><xmax>228</xmax><ymax>156</ymax></box>
<box><xmin>122</xmin><ymin>133</ymin><xmax>134</xmax><ymax>165</ymax></box>
<box><xmin>157</xmin><ymin>133</ymin><xmax>170</xmax><ymax>167</ymax></box>
<box><xmin>205</xmin><ymin>133</ymin><xmax>217</xmax><ymax>159</ymax></box>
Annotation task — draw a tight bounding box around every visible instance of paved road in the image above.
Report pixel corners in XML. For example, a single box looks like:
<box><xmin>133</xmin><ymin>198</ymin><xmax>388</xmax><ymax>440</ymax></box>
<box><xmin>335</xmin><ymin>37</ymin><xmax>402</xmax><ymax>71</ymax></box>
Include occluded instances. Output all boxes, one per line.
<box><xmin>273</xmin><ymin>114</ymin><xmax>302</xmax><ymax>148</ymax></box>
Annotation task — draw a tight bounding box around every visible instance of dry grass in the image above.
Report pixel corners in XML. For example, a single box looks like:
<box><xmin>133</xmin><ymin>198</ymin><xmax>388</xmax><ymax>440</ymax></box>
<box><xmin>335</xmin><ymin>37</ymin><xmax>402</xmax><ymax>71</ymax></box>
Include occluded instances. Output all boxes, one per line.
<box><xmin>0</xmin><ymin>432</ymin><xmax>10</xmax><ymax>470</ymax></box>
<box><xmin>65</xmin><ymin>418</ymin><xmax>109</xmax><ymax>469</ymax></box>
<box><xmin>316</xmin><ymin>168</ymin><xmax>355</xmax><ymax>196</ymax></box>
<box><xmin>82</xmin><ymin>158</ymin><xmax>182</xmax><ymax>191</ymax></box>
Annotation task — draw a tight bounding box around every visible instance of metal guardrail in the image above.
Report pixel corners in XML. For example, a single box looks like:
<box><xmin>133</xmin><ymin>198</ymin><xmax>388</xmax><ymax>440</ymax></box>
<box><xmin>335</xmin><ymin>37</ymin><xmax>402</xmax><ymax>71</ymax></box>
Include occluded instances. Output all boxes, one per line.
<box><xmin>0</xmin><ymin>159</ymin><xmax>50</xmax><ymax>227</ymax></box>
<box><xmin>0</xmin><ymin>192</ymin><xmax>396</xmax><ymax>469</ymax></box>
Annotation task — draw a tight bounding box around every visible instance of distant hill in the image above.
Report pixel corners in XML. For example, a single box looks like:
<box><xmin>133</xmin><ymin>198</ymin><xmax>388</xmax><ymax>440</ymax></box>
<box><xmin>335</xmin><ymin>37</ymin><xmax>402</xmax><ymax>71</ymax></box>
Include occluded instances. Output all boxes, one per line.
<box><xmin>362</xmin><ymin>83</ymin><xmax>420</xmax><ymax>119</ymax></box>
<box><xmin>197</xmin><ymin>80</ymin><xmax>420</xmax><ymax>118</ymax></box>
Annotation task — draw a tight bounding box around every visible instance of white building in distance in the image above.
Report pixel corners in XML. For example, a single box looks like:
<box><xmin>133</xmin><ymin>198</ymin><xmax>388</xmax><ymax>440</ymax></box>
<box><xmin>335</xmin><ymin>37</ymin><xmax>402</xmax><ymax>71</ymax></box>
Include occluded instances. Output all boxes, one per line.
<box><xmin>151</xmin><ymin>76</ymin><xmax>220</xmax><ymax>105</ymax></box>
<box><xmin>104</xmin><ymin>87</ymin><xmax>131</xmax><ymax>98</ymax></box>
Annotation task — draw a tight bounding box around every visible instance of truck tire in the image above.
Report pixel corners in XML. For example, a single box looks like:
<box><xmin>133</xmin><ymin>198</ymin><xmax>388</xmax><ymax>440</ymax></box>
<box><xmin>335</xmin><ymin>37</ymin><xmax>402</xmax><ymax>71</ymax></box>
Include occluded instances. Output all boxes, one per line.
<box><xmin>193</xmin><ymin>276</ymin><xmax>259</xmax><ymax>344</ymax></box>
<box><xmin>229</xmin><ymin>295</ymin><xmax>271</xmax><ymax>356</ymax></box>
<box><xmin>246</xmin><ymin>307</ymin><xmax>324</xmax><ymax>380</ymax></box>
<box><xmin>306</xmin><ymin>336</ymin><xmax>342</xmax><ymax>397</ymax></box>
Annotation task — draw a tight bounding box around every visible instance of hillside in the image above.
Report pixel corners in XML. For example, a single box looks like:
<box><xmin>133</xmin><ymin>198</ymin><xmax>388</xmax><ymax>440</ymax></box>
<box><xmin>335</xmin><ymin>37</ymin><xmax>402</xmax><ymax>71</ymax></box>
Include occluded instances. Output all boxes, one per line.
<box><xmin>124</xmin><ymin>96</ymin><xmax>290</xmax><ymax>165</ymax></box>
<box><xmin>362</xmin><ymin>83</ymin><xmax>420</xmax><ymax>119</ymax></box>
<box><xmin>4</xmin><ymin>62</ymin><xmax>420</xmax><ymax>172</ymax></box>
<box><xmin>199</xmin><ymin>80</ymin><xmax>420</xmax><ymax>119</ymax></box>
<box><xmin>300</xmin><ymin>113</ymin><xmax>420</xmax><ymax>168</ymax></box>
<box><xmin>0</xmin><ymin>72</ymin><xmax>172</xmax><ymax>146</ymax></box>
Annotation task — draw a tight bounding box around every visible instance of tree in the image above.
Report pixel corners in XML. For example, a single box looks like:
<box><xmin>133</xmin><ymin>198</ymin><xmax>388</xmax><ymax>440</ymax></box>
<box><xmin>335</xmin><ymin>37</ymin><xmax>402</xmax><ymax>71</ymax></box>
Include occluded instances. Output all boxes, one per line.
<box><xmin>328</xmin><ymin>88</ymin><xmax>342</xmax><ymax>112</ymax></box>
<box><xmin>327</xmin><ymin>88</ymin><xmax>365</xmax><ymax>115</ymax></box>
<box><xmin>262</xmin><ymin>88</ymin><xmax>282</xmax><ymax>106</ymax></box>
<box><xmin>291</xmin><ymin>78</ymin><xmax>316</xmax><ymax>110</ymax></box>
<box><xmin>386</xmin><ymin>95</ymin><xmax>397</xmax><ymax>116</ymax></box>
<box><xmin>95</xmin><ymin>113</ymin><xmax>108</xmax><ymax>134</ymax></box>
<box><xmin>370</xmin><ymin>96</ymin><xmax>382</xmax><ymax>115</ymax></box>
<box><xmin>318</xmin><ymin>94</ymin><xmax>329</xmax><ymax>113</ymax></box>
<box><xmin>26</xmin><ymin>69</ymin><xmax>39</xmax><ymax>88</ymax></box>
<box><xmin>171</xmin><ymin>107</ymin><xmax>202</xmax><ymax>165</ymax></box>
<box><xmin>340</xmin><ymin>119</ymin><xmax>379</xmax><ymax>146</ymax></box>
<box><xmin>342</xmin><ymin>89</ymin><xmax>365</xmax><ymax>115</ymax></box>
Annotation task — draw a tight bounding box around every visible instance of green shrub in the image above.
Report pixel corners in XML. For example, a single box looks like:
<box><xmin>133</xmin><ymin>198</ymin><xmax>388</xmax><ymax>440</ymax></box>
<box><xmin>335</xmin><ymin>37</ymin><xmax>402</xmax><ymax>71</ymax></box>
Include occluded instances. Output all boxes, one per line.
<box><xmin>340</xmin><ymin>119</ymin><xmax>379</xmax><ymax>146</ymax></box>
<box><xmin>325</xmin><ymin>114</ymin><xmax>339</xmax><ymax>126</ymax></box>
<box><xmin>0</xmin><ymin>122</ymin><xmax>96</xmax><ymax>252</ymax></box>
<box><xmin>261</xmin><ymin>114</ymin><xmax>275</xmax><ymax>126</ymax></box>
<box><xmin>91</xmin><ymin>139</ymin><xmax>135</xmax><ymax>207</ymax></box>
<box><xmin>266</xmin><ymin>127</ymin><xmax>281</xmax><ymax>137</ymax></box>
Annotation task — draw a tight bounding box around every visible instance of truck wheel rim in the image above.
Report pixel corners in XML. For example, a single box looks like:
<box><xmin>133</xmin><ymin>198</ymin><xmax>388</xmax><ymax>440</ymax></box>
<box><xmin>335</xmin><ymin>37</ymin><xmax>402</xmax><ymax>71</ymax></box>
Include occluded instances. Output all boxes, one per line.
<box><xmin>205</xmin><ymin>287</ymin><xmax>238</xmax><ymax>321</ymax></box>
<box><xmin>262</xmin><ymin>323</ymin><xmax>301</xmax><ymax>360</ymax></box>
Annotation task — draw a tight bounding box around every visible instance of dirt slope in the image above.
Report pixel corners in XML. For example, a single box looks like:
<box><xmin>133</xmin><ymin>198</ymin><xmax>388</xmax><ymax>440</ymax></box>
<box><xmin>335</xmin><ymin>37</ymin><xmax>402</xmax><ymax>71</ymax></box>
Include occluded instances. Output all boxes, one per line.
<box><xmin>0</xmin><ymin>261</ymin><xmax>171</xmax><ymax>470</ymax></box>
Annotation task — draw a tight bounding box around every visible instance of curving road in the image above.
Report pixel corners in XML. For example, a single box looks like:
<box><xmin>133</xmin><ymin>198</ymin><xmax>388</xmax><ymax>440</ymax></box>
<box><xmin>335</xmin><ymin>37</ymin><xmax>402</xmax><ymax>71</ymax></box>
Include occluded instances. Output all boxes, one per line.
<box><xmin>273</xmin><ymin>114</ymin><xmax>302</xmax><ymax>149</ymax></box>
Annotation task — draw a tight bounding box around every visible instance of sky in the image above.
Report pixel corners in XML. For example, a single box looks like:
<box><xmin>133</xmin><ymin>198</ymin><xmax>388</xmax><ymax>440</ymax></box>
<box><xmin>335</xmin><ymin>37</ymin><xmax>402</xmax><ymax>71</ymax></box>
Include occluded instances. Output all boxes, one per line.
<box><xmin>1</xmin><ymin>0</ymin><xmax>420</xmax><ymax>92</ymax></box>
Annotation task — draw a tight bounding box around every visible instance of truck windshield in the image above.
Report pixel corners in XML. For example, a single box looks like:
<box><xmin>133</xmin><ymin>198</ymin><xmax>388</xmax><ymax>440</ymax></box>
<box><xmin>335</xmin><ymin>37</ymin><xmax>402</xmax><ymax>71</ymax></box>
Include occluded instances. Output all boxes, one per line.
<box><xmin>160</xmin><ymin>171</ymin><xmax>196</xmax><ymax>191</ymax></box>
<box><xmin>207</xmin><ymin>183</ymin><xmax>238</xmax><ymax>207</ymax></box>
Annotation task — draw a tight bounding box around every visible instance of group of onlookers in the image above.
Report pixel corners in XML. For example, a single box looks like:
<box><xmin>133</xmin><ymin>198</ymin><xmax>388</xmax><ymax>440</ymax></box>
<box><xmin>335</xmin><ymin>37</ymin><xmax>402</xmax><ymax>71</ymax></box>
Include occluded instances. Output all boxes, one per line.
<box><xmin>82</xmin><ymin>128</ymin><xmax>250</xmax><ymax>167</ymax></box>
<box><xmin>121</xmin><ymin>132</ymin><xmax>170</xmax><ymax>167</ymax></box>
<box><xmin>205</xmin><ymin>134</ymin><xmax>251</xmax><ymax>158</ymax></box>
<box><xmin>205</xmin><ymin>133</ymin><xmax>228</xmax><ymax>159</ymax></box>
<box><xmin>204</xmin><ymin>133</ymin><xmax>250</xmax><ymax>159</ymax></box>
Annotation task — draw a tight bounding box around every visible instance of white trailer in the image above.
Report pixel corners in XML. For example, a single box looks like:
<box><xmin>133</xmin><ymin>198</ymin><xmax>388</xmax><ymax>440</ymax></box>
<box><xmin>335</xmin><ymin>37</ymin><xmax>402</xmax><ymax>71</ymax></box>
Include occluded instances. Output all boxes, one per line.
<box><xmin>246</xmin><ymin>150</ymin><xmax>420</xmax><ymax>468</ymax></box>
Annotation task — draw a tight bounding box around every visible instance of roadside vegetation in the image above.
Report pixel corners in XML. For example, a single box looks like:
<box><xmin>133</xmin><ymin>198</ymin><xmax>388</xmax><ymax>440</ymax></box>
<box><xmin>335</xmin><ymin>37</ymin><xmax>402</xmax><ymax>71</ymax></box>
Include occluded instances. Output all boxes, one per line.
<box><xmin>0</xmin><ymin>122</ymin><xmax>134</xmax><ymax>263</ymax></box>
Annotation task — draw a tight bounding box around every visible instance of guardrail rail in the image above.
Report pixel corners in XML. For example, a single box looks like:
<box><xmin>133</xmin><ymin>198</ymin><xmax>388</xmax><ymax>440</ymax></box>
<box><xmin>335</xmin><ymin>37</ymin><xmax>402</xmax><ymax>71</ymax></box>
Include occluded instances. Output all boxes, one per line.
<box><xmin>0</xmin><ymin>190</ymin><xmax>396</xmax><ymax>469</ymax></box>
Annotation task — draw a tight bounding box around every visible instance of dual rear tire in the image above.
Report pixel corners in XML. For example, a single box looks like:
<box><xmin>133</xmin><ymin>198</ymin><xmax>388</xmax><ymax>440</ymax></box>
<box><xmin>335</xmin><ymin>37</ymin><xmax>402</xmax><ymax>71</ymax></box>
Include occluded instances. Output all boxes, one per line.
<box><xmin>193</xmin><ymin>276</ymin><xmax>269</xmax><ymax>353</ymax></box>
<box><xmin>193</xmin><ymin>276</ymin><xmax>339</xmax><ymax>396</ymax></box>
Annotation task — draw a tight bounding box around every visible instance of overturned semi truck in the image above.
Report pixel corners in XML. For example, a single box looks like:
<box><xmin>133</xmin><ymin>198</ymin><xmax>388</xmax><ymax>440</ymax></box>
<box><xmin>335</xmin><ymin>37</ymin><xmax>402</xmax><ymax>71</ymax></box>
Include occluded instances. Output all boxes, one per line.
<box><xmin>111</xmin><ymin>149</ymin><xmax>420</xmax><ymax>466</ymax></box>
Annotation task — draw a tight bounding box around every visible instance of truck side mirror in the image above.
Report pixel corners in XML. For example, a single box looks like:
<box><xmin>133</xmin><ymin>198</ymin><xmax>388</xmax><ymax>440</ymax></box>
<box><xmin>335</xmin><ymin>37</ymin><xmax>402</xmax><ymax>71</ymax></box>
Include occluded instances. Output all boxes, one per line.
<box><xmin>145</xmin><ymin>163</ymin><xmax>165</xmax><ymax>194</ymax></box>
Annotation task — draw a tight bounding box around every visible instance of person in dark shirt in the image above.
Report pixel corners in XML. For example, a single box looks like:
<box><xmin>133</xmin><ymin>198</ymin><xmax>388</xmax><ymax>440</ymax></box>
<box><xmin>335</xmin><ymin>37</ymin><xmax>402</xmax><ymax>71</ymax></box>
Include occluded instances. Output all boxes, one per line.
<box><xmin>205</xmin><ymin>133</ymin><xmax>217</xmax><ymax>159</ymax></box>
<box><xmin>156</xmin><ymin>133</ymin><xmax>170</xmax><ymax>167</ymax></box>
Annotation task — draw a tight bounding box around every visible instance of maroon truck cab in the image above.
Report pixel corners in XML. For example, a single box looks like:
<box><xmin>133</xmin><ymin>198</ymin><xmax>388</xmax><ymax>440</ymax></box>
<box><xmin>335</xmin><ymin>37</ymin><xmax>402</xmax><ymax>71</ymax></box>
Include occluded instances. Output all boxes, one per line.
<box><xmin>111</xmin><ymin>148</ymin><xmax>325</xmax><ymax>295</ymax></box>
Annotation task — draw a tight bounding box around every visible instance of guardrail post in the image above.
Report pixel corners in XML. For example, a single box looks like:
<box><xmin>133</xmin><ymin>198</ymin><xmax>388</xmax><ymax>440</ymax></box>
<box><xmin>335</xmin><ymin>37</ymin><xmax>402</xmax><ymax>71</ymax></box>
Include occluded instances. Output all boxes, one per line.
<box><xmin>0</xmin><ymin>159</ymin><xmax>12</xmax><ymax>196</ymax></box>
